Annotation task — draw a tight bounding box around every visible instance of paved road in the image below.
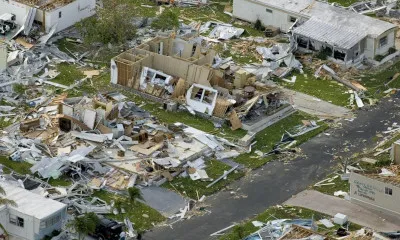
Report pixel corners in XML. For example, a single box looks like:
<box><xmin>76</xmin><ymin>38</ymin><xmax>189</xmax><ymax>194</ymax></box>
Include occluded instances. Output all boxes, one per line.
<box><xmin>285</xmin><ymin>190</ymin><xmax>400</xmax><ymax>231</ymax></box>
<box><xmin>144</xmin><ymin>96</ymin><xmax>400</xmax><ymax>240</ymax></box>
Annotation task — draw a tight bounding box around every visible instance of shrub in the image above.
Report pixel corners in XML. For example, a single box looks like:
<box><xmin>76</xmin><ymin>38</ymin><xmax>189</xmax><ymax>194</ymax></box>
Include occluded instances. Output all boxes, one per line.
<box><xmin>151</xmin><ymin>10</ymin><xmax>179</xmax><ymax>31</ymax></box>
<box><xmin>254</xmin><ymin>19</ymin><xmax>263</xmax><ymax>30</ymax></box>
<box><xmin>375</xmin><ymin>54</ymin><xmax>384</xmax><ymax>62</ymax></box>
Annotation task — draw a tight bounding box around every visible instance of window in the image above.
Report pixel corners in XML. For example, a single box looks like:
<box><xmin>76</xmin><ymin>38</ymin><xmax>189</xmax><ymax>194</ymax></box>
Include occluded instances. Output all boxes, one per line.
<box><xmin>379</xmin><ymin>36</ymin><xmax>388</xmax><ymax>48</ymax></box>
<box><xmin>58</xmin><ymin>11</ymin><xmax>62</xmax><ymax>18</ymax></box>
<box><xmin>385</xmin><ymin>187</ymin><xmax>393</xmax><ymax>195</ymax></box>
<box><xmin>334</xmin><ymin>50</ymin><xmax>346</xmax><ymax>61</ymax></box>
<box><xmin>266</xmin><ymin>8</ymin><xmax>273</xmax><ymax>13</ymax></box>
<box><xmin>40</xmin><ymin>214</ymin><xmax>61</xmax><ymax>228</ymax></box>
<box><xmin>289</xmin><ymin>16</ymin><xmax>297</xmax><ymax>23</ymax></box>
<box><xmin>9</xmin><ymin>215</ymin><xmax>24</xmax><ymax>228</ymax></box>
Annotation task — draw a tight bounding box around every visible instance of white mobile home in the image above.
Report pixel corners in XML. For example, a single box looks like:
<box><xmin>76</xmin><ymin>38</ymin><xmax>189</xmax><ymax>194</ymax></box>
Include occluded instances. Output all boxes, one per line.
<box><xmin>0</xmin><ymin>0</ymin><xmax>96</xmax><ymax>33</ymax></box>
<box><xmin>350</xmin><ymin>171</ymin><xmax>400</xmax><ymax>217</ymax></box>
<box><xmin>0</xmin><ymin>182</ymin><xmax>67</xmax><ymax>240</ymax></box>
<box><xmin>233</xmin><ymin>0</ymin><xmax>397</xmax><ymax>63</ymax></box>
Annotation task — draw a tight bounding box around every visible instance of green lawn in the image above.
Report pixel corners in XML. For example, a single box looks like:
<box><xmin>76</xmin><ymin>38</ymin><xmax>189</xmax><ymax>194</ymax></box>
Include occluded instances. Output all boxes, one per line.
<box><xmin>52</xmin><ymin>63</ymin><xmax>85</xmax><ymax>86</ymax></box>
<box><xmin>163</xmin><ymin>159</ymin><xmax>245</xmax><ymax>199</ymax></box>
<box><xmin>281</xmin><ymin>70</ymin><xmax>351</xmax><ymax>107</ymax></box>
<box><xmin>312</xmin><ymin>173</ymin><xmax>350</xmax><ymax>196</ymax></box>
<box><xmin>92</xmin><ymin>190</ymin><xmax>165</xmax><ymax>232</ymax></box>
<box><xmin>234</xmin><ymin>112</ymin><xmax>329</xmax><ymax>169</ymax></box>
<box><xmin>327</xmin><ymin>0</ymin><xmax>360</xmax><ymax>7</ymax></box>
<box><xmin>219</xmin><ymin>205</ymin><xmax>362</xmax><ymax>240</ymax></box>
<box><xmin>360</xmin><ymin>60</ymin><xmax>400</xmax><ymax>99</ymax></box>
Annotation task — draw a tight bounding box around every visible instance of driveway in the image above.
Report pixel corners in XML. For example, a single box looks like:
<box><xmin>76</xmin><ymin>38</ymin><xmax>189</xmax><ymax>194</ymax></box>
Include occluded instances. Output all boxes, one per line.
<box><xmin>284</xmin><ymin>190</ymin><xmax>400</xmax><ymax>232</ymax></box>
<box><xmin>144</xmin><ymin>96</ymin><xmax>400</xmax><ymax>240</ymax></box>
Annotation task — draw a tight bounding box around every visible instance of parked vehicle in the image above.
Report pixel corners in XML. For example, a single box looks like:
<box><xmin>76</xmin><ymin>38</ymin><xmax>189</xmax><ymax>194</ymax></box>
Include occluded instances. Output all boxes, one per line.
<box><xmin>89</xmin><ymin>218</ymin><xmax>124</xmax><ymax>240</ymax></box>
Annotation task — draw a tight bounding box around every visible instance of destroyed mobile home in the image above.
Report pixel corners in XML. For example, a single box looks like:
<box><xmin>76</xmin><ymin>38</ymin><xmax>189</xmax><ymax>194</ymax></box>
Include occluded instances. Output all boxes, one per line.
<box><xmin>111</xmin><ymin>37</ymin><xmax>302</xmax><ymax>133</ymax></box>
<box><xmin>0</xmin><ymin>93</ymin><xmax>249</xmax><ymax>190</ymax></box>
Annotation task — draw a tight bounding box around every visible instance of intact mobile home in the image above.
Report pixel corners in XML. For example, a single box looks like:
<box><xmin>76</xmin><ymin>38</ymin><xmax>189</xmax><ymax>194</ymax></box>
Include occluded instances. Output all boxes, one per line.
<box><xmin>0</xmin><ymin>182</ymin><xmax>67</xmax><ymax>240</ymax></box>
<box><xmin>0</xmin><ymin>0</ymin><xmax>96</xmax><ymax>33</ymax></box>
<box><xmin>233</xmin><ymin>0</ymin><xmax>397</xmax><ymax>64</ymax></box>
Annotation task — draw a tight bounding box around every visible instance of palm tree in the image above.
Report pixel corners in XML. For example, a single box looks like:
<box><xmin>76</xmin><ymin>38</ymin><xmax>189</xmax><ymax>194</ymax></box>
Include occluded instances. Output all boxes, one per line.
<box><xmin>0</xmin><ymin>186</ymin><xmax>16</xmax><ymax>207</ymax></box>
<box><xmin>127</xmin><ymin>187</ymin><xmax>143</xmax><ymax>205</ymax></box>
<box><xmin>68</xmin><ymin>212</ymin><xmax>99</xmax><ymax>240</ymax></box>
<box><xmin>113</xmin><ymin>199</ymin><xmax>126</xmax><ymax>215</ymax></box>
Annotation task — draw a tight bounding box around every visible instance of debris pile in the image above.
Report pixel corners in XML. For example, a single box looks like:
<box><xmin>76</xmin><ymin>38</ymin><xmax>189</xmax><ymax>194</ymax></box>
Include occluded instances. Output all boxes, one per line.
<box><xmin>0</xmin><ymin>93</ymin><xmax>247</xmax><ymax>190</ymax></box>
<box><xmin>112</xmin><ymin>36</ymin><xmax>294</xmax><ymax>133</ymax></box>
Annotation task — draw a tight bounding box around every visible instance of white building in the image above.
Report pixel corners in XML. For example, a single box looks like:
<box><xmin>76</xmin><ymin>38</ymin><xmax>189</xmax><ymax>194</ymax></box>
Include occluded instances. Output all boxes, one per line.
<box><xmin>233</xmin><ymin>0</ymin><xmax>397</xmax><ymax>64</ymax></box>
<box><xmin>0</xmin><ymin>0</ymin><xmax>96</xmax><ymax>33</ymax></box>
<box><xmin>350</xmin><ymin>171</ymin><xmax>400</xmax><ymax>217</ymax></box>
<box><xmin>0</xmin><ymin>182</ymin><xmax>67</xmax><ymax>240</ymax></box>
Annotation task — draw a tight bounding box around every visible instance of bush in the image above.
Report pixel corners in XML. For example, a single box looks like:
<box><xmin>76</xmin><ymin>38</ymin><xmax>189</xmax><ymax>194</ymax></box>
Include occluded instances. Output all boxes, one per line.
<box><xmin>389</xmin><ymin>47</ymin><xmax>397</xmax><ymax>54</ymax></box>
<box><xmin>254</xmin><ymin>19</ymin><xmax>263</xmax><ymax>30</ymax></box>
<box><xmin>151</xmin><ymin>10</ymin><xmax>179</xmax><ymax>31</ymax></box>
<box><xmin>375</xmin><ymin>54</ymin><xmax>384</xmax><ymax>62</ymax></box>
<box><xmin>76</xmin><ymin>0</ymin><xmax>137</xmax><ymax>44</ymax></box>
<box><xmin>316</xmin><ymin>47</ymin><xmax>332</xmax><ymax>60</ymax></box>
<box><xmin>374</xmin><ymin>159</ymin><xmax>392</xmax><ymax>167</ymax></box>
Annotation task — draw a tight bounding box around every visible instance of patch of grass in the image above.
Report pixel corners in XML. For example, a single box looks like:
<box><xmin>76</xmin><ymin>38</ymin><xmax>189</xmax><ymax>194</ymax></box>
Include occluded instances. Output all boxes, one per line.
<box><xmin>13</xmin><ymin>84</ymin><xmax>26</xmax><ymax>94</ymax></box>
<box><xmin>48</xmin><ymin>177</ymin><xmax>72</xmax><ymax>187</ymax></box>
<box><xmin>281</xmin><ymin>70</ymin><xmax>351</xmax><ymax>107</ymax></box>
<box><xmin>327</xmin><ymin>0</ymin><xmax>359</xmax><ymax>7</ymax></box>
<box><xmin>92</xmin><ymin>190</ymin><xmax>165</xmax><ymax>231</ymax></box>
<box><xmin>56</xmin><ymin>38</ymin><xmax>87</xmax><ymax>56</ymax></box>
<box><xmin>172</xmin><ymin>4</ymin><xmax>232</xmax><ymax>23</ymax></box>
<box><xmin>0</xmin><ymin>156</ymin><xmax>32</xmax><ymax>175</ymax></box>
<box><xmin>163</xmin><ymin>159</ymin><xmax>245</xmax><ymax>199</ymax></box>
<box><xmin>219</xmin><ymin>205</ymin><xmax>362</xmax><ymax>240</ymax></box>
<box><xmin>312</xmin><ymin>174</ymin><xmax>349</xmax><ymax>196</ymax></box>
<box><xmin>360</xmin><ymin>60</ymin><xmax>400</xmax><ymax>99</ymax></box>
<box><xmin>0</xmin><ymin>117</ymin><xmax>15</xmax><ymax>130</ymax></box>
<box><xmin>52</xmin><ymin>63</ymin><xmax>85</xmax><ymax>86</ymax></box>
<box><xmin>234</xmin><ymin>112</ymin><xmax>328</xmax><ymax>169</ymax></box>
<box><xmin>66</xmin><ymin>72</ymin><xmax>112</xmax><ymax>97</ymax></box>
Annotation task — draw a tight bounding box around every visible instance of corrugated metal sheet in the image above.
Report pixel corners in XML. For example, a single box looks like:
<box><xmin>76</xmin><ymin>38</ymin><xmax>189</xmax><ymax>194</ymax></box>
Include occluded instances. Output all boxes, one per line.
<box><xmin>293</xmin><ymin>18</ymin><xmax>367</xmax><ymax>50</ymax></box>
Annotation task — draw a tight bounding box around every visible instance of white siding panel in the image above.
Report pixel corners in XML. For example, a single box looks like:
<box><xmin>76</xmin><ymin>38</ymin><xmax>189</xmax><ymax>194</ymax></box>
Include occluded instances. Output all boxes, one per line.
<box><xmin>350</xmin><ymin>172</ymin><xmax>400</xmax><ymax>216</ymax></box>
<box><xmin>233</xmin><ymin>0</ymin><xmax>304</xmax><ymax>32</ymax></box>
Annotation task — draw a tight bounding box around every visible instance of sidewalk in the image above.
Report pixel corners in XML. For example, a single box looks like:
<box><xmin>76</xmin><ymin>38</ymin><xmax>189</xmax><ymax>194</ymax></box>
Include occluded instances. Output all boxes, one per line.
<box><xmin>284</xmin><ymin>190</ymin><xmax>400</xmax><ymax>232</ymax></box>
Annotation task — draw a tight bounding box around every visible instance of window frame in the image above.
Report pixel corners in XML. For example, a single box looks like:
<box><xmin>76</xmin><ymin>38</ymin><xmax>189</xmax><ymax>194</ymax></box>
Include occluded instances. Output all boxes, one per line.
<box><xmin>379</xmin><ymin>36</ymin><xmax>388</xmax><ymax>48</ymax></box>
<box><xmin>385</xmin><ymin>187</ymin><xmax>393</xmax><ymax>196</ymax></box>
<box><xmin>266</xmin><ymin>8</ymin><xmax>273</xmax><ymax>13</ymax></box>
<box><xmin>9</xmin><ymin>215</ymin><xmax>24</xmax><ymax>228</ymax></box>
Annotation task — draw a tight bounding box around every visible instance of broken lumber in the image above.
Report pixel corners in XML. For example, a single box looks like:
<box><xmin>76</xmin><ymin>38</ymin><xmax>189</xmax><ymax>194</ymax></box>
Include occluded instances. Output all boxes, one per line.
<box><xmin>321</xmin><ymin>65</ymin><xmax>359</xmax><ymax>91</ymax></box>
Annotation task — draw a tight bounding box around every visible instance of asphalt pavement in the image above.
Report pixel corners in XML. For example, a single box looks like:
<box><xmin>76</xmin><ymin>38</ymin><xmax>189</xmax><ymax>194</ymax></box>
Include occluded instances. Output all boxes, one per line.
<box><xmin>144</xmin><ymin>96</ymin><xmax>400</xmax><ymax>240</ymax></box>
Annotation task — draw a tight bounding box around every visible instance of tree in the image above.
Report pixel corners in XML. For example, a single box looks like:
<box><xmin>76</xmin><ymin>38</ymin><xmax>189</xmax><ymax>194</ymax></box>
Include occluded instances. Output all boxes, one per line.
<box><xmin>68</xmin><ymin>212</ymin><xmax>99</xmax><ymax>240</ymax></box>
<box><xmin>127</xmin><ymin>187</ymin><xmax>143</xmax><ymax>205</ymax></box>
<box><xmin>0</xmin><ymin>186</ymin><xmax>16</xmax><ymax>207</ymax></box>
<box><xmin>151</xmin><ymin>10</ymin><xmax>179</xmax><ymax>31</ymax></box>
<box><xmin>76</xmin><ymin>0</ymin><xmax>137</xmax><ymax>44</ymax></box>
<box><xmin>113</xmin><ymin>199</ymin><xmax>126</xmax><ymax>215</ymax></box>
